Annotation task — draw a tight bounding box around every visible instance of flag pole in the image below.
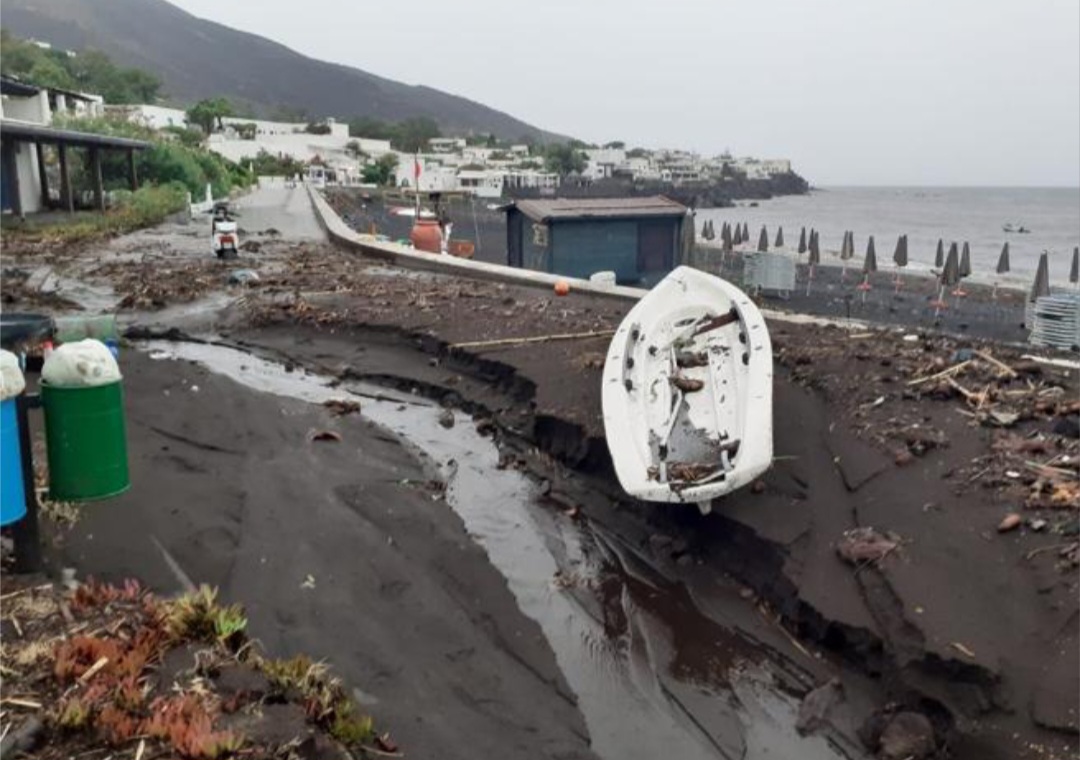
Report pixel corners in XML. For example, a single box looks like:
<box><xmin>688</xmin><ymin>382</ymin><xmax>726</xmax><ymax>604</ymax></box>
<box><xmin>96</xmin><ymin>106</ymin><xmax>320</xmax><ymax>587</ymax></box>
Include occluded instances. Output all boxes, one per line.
<box><xmin>414</xmin><ymin>153</ymin><xmax>421</xmax><ymax>218</ymax></box>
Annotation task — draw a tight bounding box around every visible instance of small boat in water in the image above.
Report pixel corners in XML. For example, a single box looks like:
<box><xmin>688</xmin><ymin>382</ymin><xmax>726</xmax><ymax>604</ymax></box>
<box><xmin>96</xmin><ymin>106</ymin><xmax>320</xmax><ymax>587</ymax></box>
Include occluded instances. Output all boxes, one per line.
<box><xmin>601</xmin><ymin>267</ymin><xmax>773</xmax><ymax>513</ymax></box>
<box><xmin>1003</xmin><ymin>223</ymin><xmax>1031</xmax><ymax>234</ymax></box>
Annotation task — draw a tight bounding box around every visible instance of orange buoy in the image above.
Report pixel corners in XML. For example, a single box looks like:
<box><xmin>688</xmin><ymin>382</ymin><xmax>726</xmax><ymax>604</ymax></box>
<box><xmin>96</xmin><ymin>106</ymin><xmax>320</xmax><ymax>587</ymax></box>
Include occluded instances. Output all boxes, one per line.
<box><xmin>554</xmin><ymin>280</ymin><xmax>570</xmax><ymax>296</ymax></box>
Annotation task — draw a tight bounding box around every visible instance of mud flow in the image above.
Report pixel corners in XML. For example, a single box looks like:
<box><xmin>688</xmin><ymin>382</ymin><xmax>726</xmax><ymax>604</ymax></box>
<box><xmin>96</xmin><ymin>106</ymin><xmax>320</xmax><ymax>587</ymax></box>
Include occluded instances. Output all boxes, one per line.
<box><xmin>139</xmin><ymin>339</ymin><xmax>862</xmax><ymax>760</ymax></box>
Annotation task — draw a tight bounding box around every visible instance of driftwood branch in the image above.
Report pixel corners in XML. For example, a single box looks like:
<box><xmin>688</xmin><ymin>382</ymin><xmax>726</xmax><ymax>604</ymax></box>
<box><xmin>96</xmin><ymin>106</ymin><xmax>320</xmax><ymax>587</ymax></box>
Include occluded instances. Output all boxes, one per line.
<box><xmin>450</xmin><ymin>330</ymin><xmax>615</xmax><ymax>350</ymax></box>
<box><xmin>907</xmin><ymin>360</ymin><xmax>973</xmax><ymax>386</ymax></box>
<box><xmin>975</xmin><ymin>350</ymin><xmax>1018</xmax><ymax>378</ymax></box>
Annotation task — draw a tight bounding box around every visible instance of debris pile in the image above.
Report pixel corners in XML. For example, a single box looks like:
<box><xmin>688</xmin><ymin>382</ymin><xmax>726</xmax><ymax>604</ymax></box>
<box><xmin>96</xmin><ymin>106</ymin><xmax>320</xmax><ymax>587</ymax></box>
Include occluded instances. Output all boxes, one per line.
<box><xmin>89</xmin><ymin>260</ymin><xmax>249</xmax><ymax>310</ymax></box>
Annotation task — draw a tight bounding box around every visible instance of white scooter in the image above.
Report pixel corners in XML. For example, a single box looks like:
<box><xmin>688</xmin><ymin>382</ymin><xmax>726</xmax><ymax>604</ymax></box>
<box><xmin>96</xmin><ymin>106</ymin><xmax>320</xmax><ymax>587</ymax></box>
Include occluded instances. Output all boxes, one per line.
<box><xmin>210</xmin><ymin>202</ymin><xmax>239</xmax><ymax>259</ymax></box>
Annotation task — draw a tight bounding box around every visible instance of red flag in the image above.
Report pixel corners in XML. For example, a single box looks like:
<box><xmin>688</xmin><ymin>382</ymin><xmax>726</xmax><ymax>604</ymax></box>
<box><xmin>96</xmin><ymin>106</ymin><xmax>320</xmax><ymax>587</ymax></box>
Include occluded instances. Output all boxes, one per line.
<box><xmin>413</xmin><ymin>155</ymin><xmax>421</xmax><ymax>180</ymax></box>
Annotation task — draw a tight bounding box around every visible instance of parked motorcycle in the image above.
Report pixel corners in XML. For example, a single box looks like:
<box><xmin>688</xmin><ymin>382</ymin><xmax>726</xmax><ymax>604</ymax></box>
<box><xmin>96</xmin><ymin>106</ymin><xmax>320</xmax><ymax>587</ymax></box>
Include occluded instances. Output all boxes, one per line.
<box><xmin>210</xmin><ymin>202</ymin><xmax>239</xmax><ymax>259</ymax></box>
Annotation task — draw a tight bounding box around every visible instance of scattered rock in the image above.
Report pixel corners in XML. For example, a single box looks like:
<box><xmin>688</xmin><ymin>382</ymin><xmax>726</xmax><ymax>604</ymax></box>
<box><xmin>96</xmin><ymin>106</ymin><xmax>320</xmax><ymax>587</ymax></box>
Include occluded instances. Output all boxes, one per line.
<box><xmin>239</xmin><ymin>240</ymin><xmax>262</xmax><ymax>253</ymax></box>
<box><xmin>751</xmin><ymin>480</ymin><xmax>766</xmax><ymax>494</ymax></box>
<box><xmin>878</xmin><ymin>711</ymin><xmax>936</xmax><ymax>760</ymax></box>
<box><xmin>894</xmin><ymin>449</ymin><xmax>914</xmax><ymax>467</ymax></box>
<box><xmin>997</xmin><ymin>513</ymin><xmax>1022</xmax><ymax>532</ymax></box>
<box><xmin>438</xmin><ymin>409</ymin><xmax>455</xmax><ymax>428</ymax></box>
<box><xmin>1054</xmin><ymin>414</ymin><xmax>1080</xmax><ymax>439</ymax></box>
<box><xmin>796</xmin><ymin>678</ymin><xmax>843</xmax><ymax>735</ymax></box>
<box><xmin>310</xmin><ymin>430</ymin><xmax>342</xmax><ymax>442</ymax></box>
<box><xmin>228</xmin><ymin>268</ymin><xmax>261</xmax><ymax>286</ymax></box>
<box><xmin>323</xmin><ymin>399</ymin><xmax>361</xmax><ymax>416</ymax></box>
<box><xmin>1028</xmin><ymin>518</ymin><xmax>1048</xmax><ymax>532</ymax></box>
<box><xmin>836</xmin><ymin>527</ymin><xmax>899</xmax><ymax>565</ymax></box>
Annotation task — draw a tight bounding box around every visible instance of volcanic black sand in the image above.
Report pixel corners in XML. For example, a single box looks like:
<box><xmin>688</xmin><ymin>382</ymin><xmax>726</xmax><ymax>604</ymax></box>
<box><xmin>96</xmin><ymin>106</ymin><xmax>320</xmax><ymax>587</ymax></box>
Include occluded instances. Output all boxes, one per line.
<box><xmin>43</xmin><ymin>349</ymin><xmax>595</xmax><ymax>760</ymax></box>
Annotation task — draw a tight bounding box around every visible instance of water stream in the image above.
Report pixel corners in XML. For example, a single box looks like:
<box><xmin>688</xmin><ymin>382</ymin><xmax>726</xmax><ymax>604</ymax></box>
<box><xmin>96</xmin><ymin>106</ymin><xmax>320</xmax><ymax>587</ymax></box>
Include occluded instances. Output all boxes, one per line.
<box><xmin>139</xmin><ymin>339</ymin><xmax>859</xmax><ymax>760</ymax></box>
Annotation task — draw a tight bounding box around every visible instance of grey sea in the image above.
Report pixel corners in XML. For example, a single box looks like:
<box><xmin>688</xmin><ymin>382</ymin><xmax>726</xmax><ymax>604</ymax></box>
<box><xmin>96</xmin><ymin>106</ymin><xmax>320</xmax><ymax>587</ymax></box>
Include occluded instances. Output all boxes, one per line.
<box><xmin>699</xmin><ymin>186</ymin><xmax>1080</xmax><ymax>288</ymax></box>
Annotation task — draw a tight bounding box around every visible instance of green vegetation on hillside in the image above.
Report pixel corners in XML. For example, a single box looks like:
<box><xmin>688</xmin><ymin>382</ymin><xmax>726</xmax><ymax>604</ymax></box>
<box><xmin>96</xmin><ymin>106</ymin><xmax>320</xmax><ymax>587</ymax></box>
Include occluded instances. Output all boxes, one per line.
<box><xmin>0</xmin><ymin>28</ymin><xmax>161</xmax><ymax>103</ymax></box>
<box><xmin>347</xmin><ymin>116</ymin><xmax>441</xmax><ymax>153</ymax></box>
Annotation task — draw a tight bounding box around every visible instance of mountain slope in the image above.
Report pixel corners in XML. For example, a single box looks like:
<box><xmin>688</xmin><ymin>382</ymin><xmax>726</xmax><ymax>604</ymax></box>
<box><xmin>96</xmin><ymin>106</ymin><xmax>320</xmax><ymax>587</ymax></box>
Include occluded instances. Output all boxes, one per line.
<box><xmin>2</xmin><ymin>0</ymin><xmax>559</xmax><ymax>141</ymax></box>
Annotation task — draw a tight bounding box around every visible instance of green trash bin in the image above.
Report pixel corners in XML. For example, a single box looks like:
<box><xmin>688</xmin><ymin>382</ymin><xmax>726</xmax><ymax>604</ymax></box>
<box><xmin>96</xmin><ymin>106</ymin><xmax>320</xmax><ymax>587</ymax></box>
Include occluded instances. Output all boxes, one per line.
<box><xmin>41</xmin><ymin>380</ymin><xmax>130</xmax><ymax>501</ymax></box>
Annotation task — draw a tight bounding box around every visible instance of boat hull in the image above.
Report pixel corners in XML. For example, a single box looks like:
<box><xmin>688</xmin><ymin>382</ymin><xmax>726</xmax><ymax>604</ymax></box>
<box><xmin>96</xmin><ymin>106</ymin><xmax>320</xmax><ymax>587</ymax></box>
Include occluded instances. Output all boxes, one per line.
<box><xmin>601</xmin><ymin>266</ymin><xmax>773</xmax><ymax>507</ymax></box>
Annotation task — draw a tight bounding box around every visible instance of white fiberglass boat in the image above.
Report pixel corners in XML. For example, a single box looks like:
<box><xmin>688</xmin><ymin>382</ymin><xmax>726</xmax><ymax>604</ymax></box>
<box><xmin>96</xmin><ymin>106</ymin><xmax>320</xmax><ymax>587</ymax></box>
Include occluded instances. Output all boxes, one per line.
<box><xmin>601</xmin><ymin>266</ymin><xmax>773</xmax><ymax>513</ymax></box>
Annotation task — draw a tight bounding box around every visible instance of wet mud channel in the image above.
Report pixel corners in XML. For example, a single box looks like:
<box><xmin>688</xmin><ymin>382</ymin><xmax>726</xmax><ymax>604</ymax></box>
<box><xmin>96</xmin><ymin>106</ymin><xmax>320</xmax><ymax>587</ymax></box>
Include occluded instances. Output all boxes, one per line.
<box><xmin>140</xmin><ymin>339</ymin><xmax>866</xmax><ymax>760</ymax></box>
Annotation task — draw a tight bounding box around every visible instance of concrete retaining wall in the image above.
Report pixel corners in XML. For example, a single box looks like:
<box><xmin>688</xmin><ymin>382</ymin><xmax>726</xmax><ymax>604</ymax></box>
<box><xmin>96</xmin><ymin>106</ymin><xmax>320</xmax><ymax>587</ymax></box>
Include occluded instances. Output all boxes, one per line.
<box><xmin>305</xmin><ymin>183</ymin><xmax>647</xmax><ymax>302</ymax></box>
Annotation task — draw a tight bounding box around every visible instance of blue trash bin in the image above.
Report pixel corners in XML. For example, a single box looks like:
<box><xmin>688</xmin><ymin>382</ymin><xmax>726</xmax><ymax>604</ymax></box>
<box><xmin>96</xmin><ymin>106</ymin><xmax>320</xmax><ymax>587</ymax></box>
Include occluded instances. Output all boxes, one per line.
<box><xmin>1</xmin><ymin>398</ymin><xmax>28</xmax><ymax>526</ymax></box>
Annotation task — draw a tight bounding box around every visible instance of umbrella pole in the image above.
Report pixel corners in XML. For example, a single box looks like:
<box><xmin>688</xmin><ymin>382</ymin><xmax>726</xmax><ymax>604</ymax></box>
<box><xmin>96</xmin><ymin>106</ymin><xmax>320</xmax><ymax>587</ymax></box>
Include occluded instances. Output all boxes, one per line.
<box><xmin>806</xmin><ymin>264</ymin><xmax>814</xmax><ymax>296</ymax></box>
<box><xmin>932</xmin><ymin>284</ymin><xmax>947</xmax><ymax>318</ymax></box>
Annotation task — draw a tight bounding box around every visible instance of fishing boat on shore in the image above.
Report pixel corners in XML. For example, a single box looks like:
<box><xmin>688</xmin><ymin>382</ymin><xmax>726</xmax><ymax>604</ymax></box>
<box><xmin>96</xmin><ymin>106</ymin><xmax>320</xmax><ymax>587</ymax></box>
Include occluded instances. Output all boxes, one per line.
<box><xmin>601</xmin><ymin>267</ymin><xmax>773</xmax><ymax>513</ymax></box>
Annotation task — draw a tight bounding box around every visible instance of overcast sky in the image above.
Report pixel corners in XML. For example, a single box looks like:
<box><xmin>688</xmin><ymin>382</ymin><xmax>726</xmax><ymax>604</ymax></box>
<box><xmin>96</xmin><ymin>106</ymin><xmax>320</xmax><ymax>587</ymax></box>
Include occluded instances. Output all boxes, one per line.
<box><xmin>168</xmin><ymin>0</ymin><xmax>1079</xmax><ymax>186</ymax></box>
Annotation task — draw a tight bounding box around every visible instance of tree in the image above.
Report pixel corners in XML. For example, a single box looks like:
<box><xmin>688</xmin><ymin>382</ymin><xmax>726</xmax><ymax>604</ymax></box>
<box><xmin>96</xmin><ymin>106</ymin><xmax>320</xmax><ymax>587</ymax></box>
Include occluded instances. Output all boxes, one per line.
<box><xmin>344</xmin><ymin>140</ymin><xmax>368</xmax><ymax>160</ymax></box>
<box><xmin>626</xmin><ymin>147</ymin><xmax>649</xmax><ymax>158</ymax></box>
<box><xmin>348</xmin><ymin>117</ymin><xmax>394</xmax><ymax>140</ymax></box>
<box><xmin>27</xmin><ymin>57</ymin><xmax>75</xmax><ymax>90</ymax></box>
<box><xmin>390</xmin><ymin>117</ymin><xmax>441</xmax><ymax>153</ymax></box>
<box><xmin>542</xmin><ymin>144</ymin><xmax>587</xmax><ymax>176</ymax></box>
<box><xmin>234</xmin><ymin>122</ymin><xmax>258</xmax><ymax>140</ymax></box>
<box><xmin>362</xmin><ymin>153</ymin><xmax>398</xmax><ymax>185</ymax></box>
<box><xmin>250</xmin><ymin>149</ymin><xmax>305</xmax><ymax>179</ymax></box>
<box><xmin>186</xmin><ymin>98</ymin><xmax>233</xmax><ymax>135</ymax></box>
<box><xmin>304</xmin><ymin>122</ymin><xmax>331</xmax><ymax>135</ymax></box>
<box><xmin>604</xmin><ymin>141</ymin><xmax>626</xmax><ymax>149</ymax></box>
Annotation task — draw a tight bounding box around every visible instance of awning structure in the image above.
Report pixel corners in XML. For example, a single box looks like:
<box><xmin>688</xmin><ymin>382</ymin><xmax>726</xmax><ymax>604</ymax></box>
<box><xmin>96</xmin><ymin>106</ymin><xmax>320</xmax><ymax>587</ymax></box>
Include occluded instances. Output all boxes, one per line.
<box><xmin>0</xmin><ymin>118</ymin><xmax>151</xmax><ymax>215</ymax></box>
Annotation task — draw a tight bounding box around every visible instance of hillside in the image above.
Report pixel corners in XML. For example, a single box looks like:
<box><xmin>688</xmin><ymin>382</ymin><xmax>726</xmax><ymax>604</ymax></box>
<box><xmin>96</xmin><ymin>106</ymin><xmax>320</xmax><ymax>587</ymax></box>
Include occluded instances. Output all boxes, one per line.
<box><xmin>1</xmin><ymin>0</ymin><xmax>560</xmax><ymax>142</ymax></box>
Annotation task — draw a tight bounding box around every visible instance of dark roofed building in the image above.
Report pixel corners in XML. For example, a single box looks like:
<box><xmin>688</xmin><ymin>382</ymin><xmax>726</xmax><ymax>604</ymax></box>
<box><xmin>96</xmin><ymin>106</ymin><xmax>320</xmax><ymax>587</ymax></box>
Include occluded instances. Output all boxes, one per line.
<box><xmin>504</xmin><ymin>196</ymin><xmax>689</xmax><ymax>285</ymax></box>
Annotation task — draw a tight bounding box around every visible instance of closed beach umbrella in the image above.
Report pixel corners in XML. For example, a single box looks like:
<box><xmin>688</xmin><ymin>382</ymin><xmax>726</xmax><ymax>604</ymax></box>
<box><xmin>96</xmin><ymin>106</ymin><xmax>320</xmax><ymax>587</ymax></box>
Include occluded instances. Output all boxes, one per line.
<box><xmin>742</xmin><ymin>222</ymin><xmax>750</xmax><ymax>242</ymax></box>
<box><xmin>841</xmin><ymin>231</ymin><xmax>854</xmax><ymax>261</ymax></box>
<box><xmin>1030</xmin><ymin>251</ymin><xmax>1051</xmax><ymax>302</ymax></box>
<box><xmin>757</xmin><ymin>226</ymin><xmax>769</xmax><ymax>252</ymax></box>
<box><xmin>806</xmin><ymin>231</ymin><xmax>821</xmax><ymax>295</ymax></box>
<box><xmin>775</xmin><ymin>226</ymin><xmax>785</xmax><ymax>248</ymax></box>
<box><xmin>798</xmin><ymin>227</ymin><xmax>807</xmax><ymax>253</ymax></box>
<box><xmin>932</xmin><ymin>243</ymin><xmax>961</xmax><ymax>315</ymax></box>
<box><xmin>893</xmin><ymin>234</ymin><xmax>908</xmax><ymax>267</ymax></box>
<box><xmin>893</xmin><ymin>234</ymin><xmax>908</xmax><ymax>291</ymax></box>
<box><xmin>942</xmin><ymin>244</ymin><xmax>960</xmax><ymax>288</ymax></box>
<box><xmin>960</xmin><ymin>242</ymin><xmax>972</xmax><ymax>278</ymax></box>
<box><xmin>864</xmin><ymin>236</ymin><xmax>878</xmax><ymax>273</ymax></box>
<box><xmin>1070</xmin><ymin>246</ymin><xmax>1079</xmax><ymax>284</ymax></box>
<box><xmin>996</xmin><ymin>242</ymin><xmax>1011</xmax><ymax>274</ymax></box>
<box><xmin>935</xmin><ymin>239</ymin><xmax>945</xmax><ymax>268</ymax></box>
<box><xmin>858</xmin><ymin>235</ymin><xmax>877</xmax><ymax>296</ymax></box>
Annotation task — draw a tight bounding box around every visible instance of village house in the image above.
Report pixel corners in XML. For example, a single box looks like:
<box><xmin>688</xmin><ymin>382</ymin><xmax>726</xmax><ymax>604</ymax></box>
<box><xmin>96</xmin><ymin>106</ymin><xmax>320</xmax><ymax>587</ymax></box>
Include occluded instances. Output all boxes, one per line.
<box><xmin>504</xmin><ymin>196</ymin><xmax>690</xmax><ymax>285</ymax></box>
<box><xmin>1</xmin><ymin>75</ymin><xmax>143</xmax><ymax>215</ymax></box>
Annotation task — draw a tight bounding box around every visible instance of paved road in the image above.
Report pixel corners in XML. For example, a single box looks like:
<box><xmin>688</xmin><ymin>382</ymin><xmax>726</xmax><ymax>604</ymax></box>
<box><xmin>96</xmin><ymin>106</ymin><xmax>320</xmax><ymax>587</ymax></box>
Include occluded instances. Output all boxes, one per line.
<box><xmin>232</xmin><ymin>184</ymin><xmax>326</xmax><ymax>241</ymax></box>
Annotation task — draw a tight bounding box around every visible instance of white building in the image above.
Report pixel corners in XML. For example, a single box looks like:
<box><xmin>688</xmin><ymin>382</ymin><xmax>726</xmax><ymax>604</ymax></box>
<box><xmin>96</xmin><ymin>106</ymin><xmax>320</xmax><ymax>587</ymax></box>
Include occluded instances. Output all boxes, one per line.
<box><xmin>457</xmin><ymin>169</ymin><xmax>504</xmax><ymax>198</ymax></box>
<box><xmin>107</xmin><ymin>104</ymin><xmax>188</xmax><ymax>130</ymax></box>
<box><xmin>429</xmin><ymin>137</ymin><xmax>466</xmax><ymax>153</ymax></box>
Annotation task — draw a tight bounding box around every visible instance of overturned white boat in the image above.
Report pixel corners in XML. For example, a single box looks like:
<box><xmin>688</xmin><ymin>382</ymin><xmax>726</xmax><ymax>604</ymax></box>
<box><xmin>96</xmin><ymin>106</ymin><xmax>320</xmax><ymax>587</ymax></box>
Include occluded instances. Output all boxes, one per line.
<box><xmin>601</xmin><ymin>266</ymin><xmax>773</xmax><ymax>512</ymax></box>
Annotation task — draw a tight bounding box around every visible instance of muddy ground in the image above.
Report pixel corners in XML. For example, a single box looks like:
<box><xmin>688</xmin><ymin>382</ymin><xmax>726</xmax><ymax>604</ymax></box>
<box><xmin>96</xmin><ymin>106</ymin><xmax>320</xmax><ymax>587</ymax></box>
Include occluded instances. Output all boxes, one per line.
<box><xmin>3</xmin><ymin>186</ymin><xmax>1077</xmax><ymax>760</ymax></box>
